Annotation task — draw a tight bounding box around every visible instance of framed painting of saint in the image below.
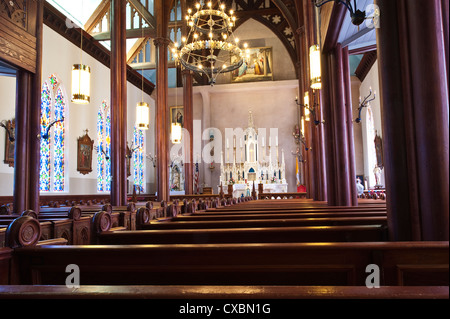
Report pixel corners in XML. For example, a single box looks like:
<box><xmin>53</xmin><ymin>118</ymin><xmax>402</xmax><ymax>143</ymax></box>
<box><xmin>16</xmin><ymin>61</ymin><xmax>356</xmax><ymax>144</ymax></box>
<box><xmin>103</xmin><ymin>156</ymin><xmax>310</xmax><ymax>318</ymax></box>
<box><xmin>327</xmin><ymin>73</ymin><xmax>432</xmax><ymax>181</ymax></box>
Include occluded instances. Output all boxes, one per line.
<box><xmin>2</xmin><ymin>119</ymin><xmax>15</xmax><ymax>168</ymax></box>
<box><xmin>231</xmin><ymin>47</ymin><xmax>273</xmax><ymax>83</ymax></box>
<box><xmin>170</xmin><ymin>106</ymin><xmax>184</xmax><ymax>128</ymax></box>
<box><xmin>77</xmin><ymin>130</ymin><xmax>94</xmax><ymax>175</ymax></box>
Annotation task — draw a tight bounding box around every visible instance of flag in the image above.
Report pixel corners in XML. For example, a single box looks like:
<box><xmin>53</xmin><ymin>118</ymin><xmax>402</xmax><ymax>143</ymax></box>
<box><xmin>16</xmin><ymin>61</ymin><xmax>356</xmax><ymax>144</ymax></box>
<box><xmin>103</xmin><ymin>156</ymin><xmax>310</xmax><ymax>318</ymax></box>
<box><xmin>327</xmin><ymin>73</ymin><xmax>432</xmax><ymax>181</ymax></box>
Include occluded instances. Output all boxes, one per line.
<box><xmin>193</xmin><ymin>161</ymin><xmax>199</xmax><ymax>194</ymax></box>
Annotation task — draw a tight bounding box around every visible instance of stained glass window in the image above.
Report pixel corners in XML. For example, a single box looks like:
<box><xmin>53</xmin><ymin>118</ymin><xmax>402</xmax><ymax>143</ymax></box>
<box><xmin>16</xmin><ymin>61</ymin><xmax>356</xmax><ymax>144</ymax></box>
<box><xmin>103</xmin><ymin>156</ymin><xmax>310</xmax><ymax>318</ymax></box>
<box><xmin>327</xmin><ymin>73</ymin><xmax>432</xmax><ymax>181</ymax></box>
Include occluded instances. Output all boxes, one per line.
<box><xmin>133</xmin><ymin>127</ymin><xmax>145</xmax><ymax>192</ymax></box>
<box><xmin>97</xmin><ymin>101</ymin><xmax>111</xmax><ymax>192</ymax></box>
<box><xmin>39</xmin><ymin>75</ymin><xmax>66</xmax><ymax>192</ymax></box>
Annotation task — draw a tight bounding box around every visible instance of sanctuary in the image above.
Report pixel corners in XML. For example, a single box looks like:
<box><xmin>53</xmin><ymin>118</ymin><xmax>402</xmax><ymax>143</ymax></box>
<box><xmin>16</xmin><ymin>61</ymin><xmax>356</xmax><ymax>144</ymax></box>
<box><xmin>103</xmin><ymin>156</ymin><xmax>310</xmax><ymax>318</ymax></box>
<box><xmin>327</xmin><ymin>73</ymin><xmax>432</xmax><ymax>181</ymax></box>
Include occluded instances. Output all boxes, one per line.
<box><xmin>219</xmin><ymin>111</ymin><xmax>287</xmax><ymax>198</ymax></box>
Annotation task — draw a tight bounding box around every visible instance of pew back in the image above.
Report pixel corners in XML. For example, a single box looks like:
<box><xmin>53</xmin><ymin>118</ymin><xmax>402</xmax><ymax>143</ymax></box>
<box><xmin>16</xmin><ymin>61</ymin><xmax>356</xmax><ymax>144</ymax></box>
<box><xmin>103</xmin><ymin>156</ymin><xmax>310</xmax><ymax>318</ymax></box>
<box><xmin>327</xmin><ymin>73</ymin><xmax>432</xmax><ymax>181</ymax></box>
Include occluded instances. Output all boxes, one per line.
<box><xmin>13</xmin><ymin>242</ymin><xmax>448</xmax><ymax>286</ymax></box>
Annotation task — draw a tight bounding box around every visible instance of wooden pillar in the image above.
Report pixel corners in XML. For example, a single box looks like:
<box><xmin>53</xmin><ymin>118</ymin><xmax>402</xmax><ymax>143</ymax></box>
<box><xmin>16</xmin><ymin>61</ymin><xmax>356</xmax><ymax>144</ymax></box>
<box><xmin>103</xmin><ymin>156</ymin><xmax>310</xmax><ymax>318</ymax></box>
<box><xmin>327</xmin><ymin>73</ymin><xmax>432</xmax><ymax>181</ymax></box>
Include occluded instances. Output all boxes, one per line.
<box><xmin>342</xmin><ymin>47</ymin><xmax>358</xmax><ymax>206</ymax></box>
<box><xmin>321</xmin><ymin>52</ymin><xmax>337</xmax><ymax>206</ymax></box>
<box><xmin>110</xmin><ymin>0</ymin><xmax>128</xmax><ymax>206</ymax></box>
<box><xmin>13</xmin><ymin>0</ymin><xmax>43</xmax><ymax>214</ymax></box>
<box><xmin>183</xmin><ymin>69</ymin><xmax>194</xmax><ymax>194</ymax></box>
<box><xmin>331</xmin><ymin>44</ymin><xmax>351</xmax><ymax>206</ymax></box>
<box><xmin>154</xmin><ymin>37</ymin><xmax>170</xmax><ymax>202</ymax></box>
<box><xmin>376</xmin><ymin>0</ymin><xmax>449</xmax><ymax>240</ymax></box>
<box><xmin>303</xmin><ymin>0</ymin><xmax>327</xmax><ymax>202</ymax></box>
<box><xmin>13</xmin><ymin>71</ymin><xmax>32</xmax><ymax>214</ymax></box>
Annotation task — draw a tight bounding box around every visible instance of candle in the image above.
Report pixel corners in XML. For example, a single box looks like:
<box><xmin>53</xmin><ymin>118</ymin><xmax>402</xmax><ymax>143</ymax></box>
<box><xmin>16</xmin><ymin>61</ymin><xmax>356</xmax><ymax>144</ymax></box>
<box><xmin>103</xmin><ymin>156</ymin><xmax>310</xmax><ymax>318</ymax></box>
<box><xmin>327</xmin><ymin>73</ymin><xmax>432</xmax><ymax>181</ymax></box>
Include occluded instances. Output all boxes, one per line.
<box><xmin>240</xmin><ymin>138</ymin><xmax>243</xmax><ymax>148</ymax></box>
<box><xmin>262</xmin><ymin>137</ymin><xmax>265</xmax><ymax>147</ymax></box>
<box><xmin>226</xmin><ymin>139</ymin><xmax>229</xmax><ymax>149</ymax></box>
<box><xmin>364</xmin><ymin>180</ymin><xmax>368</xmax><ymax>190</ymax></box>
<box><xmin>275</xmin><ymin>136</ymin><xmax>278</xmax><ymax>146</ymax></box>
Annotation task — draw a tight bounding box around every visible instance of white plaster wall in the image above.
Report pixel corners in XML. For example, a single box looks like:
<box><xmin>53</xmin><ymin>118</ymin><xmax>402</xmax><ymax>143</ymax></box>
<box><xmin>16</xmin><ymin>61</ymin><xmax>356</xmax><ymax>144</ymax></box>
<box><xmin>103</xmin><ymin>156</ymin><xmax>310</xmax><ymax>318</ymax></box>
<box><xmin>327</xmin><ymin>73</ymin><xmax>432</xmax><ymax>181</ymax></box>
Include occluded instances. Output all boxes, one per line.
<box><xmin>0</xmin><ymin>75</ymin><xmax>16</xmax><ymax>196</ymax></box>
<box><xmin>351</xmin><ymin>76</ymin><xmax>364</xmax><ymax>176</ymax></box>
<box><xmin>359</xmin><ymin>60</ymin><xmax>385</xmax><ymax>188</ymax></box>
<box><xmin>169</xmin><ymin>80</ymin><xmax>300</xmax><ymax>193</ymax></box>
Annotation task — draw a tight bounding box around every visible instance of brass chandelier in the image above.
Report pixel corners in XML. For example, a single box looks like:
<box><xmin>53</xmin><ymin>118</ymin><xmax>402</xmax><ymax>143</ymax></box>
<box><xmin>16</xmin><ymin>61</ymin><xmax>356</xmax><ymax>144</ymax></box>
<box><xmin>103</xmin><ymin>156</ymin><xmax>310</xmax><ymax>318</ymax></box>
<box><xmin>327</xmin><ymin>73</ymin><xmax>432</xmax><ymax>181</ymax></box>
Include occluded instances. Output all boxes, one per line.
<box><xmin>171</xmin><ymin>1</ymin><xmax>246</xmax><ymax>86</ymax></box>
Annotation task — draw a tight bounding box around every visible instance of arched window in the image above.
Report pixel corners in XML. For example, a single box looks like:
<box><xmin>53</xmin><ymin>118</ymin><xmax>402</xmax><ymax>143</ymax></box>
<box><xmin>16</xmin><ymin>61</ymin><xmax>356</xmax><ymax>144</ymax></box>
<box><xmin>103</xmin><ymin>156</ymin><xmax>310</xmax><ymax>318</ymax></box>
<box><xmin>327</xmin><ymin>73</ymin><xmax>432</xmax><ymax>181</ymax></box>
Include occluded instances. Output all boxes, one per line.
<box><xmin>39</xmin><ymin>74</ymin><xmax>67</xmax><ymax>192</ymax></box>
<box><xmin>97</xmin><ymin>100</ymin><xmax>111</xmax><ymax>192</ymax></box>
<box><xmin>133</xmin><ymin>127</ymin><xmax>145</xmax><ymax>192</ymax></box>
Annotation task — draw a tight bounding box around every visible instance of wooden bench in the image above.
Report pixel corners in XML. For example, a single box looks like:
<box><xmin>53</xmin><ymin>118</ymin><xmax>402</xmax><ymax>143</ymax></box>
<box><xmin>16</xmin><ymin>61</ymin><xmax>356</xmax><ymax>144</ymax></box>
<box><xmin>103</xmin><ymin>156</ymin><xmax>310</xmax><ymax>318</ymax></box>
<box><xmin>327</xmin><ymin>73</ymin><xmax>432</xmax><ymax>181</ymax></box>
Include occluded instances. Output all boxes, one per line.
<box><xmin>172</xmin><ymin>211</ymin><xmax>387</xmax><ymax>222</ymax></box>
<box><xmin>204</xmin><ymin>206</ymin><xmax>387</xmax><ymax>214</ymax></box>
<box><xmin>97</xmin><ymin>225</ymin><xmax>388</xmax><ymax>244</ymax></box>
<box><xmin>12</xmin><ymin>242</ymin><xmax>448</xmax><ymax>286</ymax></box>
<box><xmin>0</xmin><ymin>285</ymin><xmax>447</xmax><ymax>299</ymax></box>
<box><xmin>142</xmin><ymin>216</ymin><xmax>388</xmax><ymax>230</ymax></box>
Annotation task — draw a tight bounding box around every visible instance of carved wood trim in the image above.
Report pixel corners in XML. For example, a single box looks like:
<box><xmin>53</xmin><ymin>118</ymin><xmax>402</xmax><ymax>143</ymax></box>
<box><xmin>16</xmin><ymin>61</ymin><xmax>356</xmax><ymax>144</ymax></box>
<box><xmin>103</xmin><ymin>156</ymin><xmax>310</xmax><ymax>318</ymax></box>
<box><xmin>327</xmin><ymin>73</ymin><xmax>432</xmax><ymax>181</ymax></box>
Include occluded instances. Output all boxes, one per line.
<box><xmin>354</xmin><ymin>50</ymin><xmax>377</xmax><ymax>82</ymax></box>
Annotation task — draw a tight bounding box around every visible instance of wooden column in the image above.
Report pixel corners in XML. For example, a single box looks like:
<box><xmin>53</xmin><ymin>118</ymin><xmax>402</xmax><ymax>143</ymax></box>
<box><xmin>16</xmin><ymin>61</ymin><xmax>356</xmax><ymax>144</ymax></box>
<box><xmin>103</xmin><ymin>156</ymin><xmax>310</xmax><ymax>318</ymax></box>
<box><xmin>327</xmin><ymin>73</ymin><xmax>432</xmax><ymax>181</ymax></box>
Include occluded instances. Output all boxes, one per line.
<box><xmin>342</xmin><ymin>47</ymin><xmax>358</xmax><ymax>206</ymax></box>
<box><xmin>321</xmin><ymin>52</ymin><xmax>337</xmax><ymax>206</ymax></box>
<box><xmin>376</xmin><ymin>0</ymin><xmax>449</xmax><ymax>240</ymax></box>
<box><xmin>183</xmin><ymin>69</ymin><xmax>194</xmax><ymax>195</ymax></box>
<box><xmin>154</xmin><ymin>37</ymin><xmax>170</xmax><ymax>202</ymax></box>
<box><xmin>13</xmin><ymin>71</ymin><xmax>32</xmax><ymax>214</ymax></box>
<box><xmin>110</xmin><ymin>0</ymin><xmax>128</xmax><ymax>206</ymax></box>
<box><xmin>12</xmin><ymin>0</ymin><xmax>43</xmax><ymax>214</ymax></box>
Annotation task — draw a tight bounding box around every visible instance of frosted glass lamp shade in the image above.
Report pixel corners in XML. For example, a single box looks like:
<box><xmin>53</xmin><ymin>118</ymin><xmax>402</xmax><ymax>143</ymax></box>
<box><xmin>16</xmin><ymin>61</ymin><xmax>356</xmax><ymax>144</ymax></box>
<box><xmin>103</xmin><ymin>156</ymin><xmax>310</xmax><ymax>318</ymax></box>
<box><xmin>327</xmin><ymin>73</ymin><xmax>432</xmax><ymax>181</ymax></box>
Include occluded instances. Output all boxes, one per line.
<box><xmin>136</xmin><ymin>102</ymin><xmax>150</xmax><ymax>130</ymax></box>
<box><xmin>71</xmin><ymin>64</ymin><xmax>91</xmax><ymax>104</ymax></box>
<box><xmin>171</xmin><ymin>122</ymin><xmax>182</xmax><ymax>144</ymax></box>
<box><xmin>309</xmin><ymin>45</ymin><xmax>322</xmax><ymax>90</ymax></box>
<box><xmin>304</xmin><ymin>92</ymin><xmax>310</xmax><ymax>121</ymax></box>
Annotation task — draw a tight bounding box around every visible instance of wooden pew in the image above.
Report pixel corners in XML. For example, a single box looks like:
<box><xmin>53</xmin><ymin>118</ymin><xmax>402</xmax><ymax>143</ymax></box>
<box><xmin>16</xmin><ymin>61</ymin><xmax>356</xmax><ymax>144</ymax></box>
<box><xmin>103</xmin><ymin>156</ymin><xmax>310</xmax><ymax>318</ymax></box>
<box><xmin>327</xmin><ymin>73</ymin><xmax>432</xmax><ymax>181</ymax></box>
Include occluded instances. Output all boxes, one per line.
<box><xmin>201</xmin><ymin>206</ymin><xmax>387</xmax><ymax>214</ymax></box>
<box><xmin>97</xmin><ymin>225</ymin><xmax>388</xmax><ymax>244</ymax></box>
<box><xmin>12</xmin><ymin>241</ymin><xmax>448</xmax><ymax>286</ymax></box>
<box><xmin>0</xmin><ymin>285</ymin><xmax>447</xmax><ymax>299</ymax></box>
<box><xmin>0</xmin><ymin>247</ymin><xmax>12</xmax><ymax>284</ymax></box>
<box><xmin>0</xmin><ymin>216</ymin><xmax>68</xmax><ymax>249</ymax></box>
<box><xmin>172</xmin><ymin>211</ymin><xmax>387</xmax><ymax>222</ymax></box>
<box><xmin>140</xmin><ymin>216</ymin><xmax>388</xmax><ymax>230</ymax></box>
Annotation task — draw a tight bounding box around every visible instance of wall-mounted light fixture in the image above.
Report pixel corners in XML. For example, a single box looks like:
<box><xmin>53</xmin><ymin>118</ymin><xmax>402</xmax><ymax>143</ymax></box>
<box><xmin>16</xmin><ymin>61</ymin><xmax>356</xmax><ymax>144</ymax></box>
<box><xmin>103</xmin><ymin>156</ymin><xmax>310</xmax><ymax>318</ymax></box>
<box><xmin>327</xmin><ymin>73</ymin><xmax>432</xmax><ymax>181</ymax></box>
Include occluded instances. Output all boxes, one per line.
<box><xmin>355</xmin><ymin>88</ymin><xmax>376</xmax><ymax>123</ymax></box>
<box><xmin>38</xmin><ymin>117</ymin><xmax>65</xmax><ymax>140</ymax></box>
<box><xmin>314</xmin><ymin>0</ymin><xmax>366</xmax><ymax>26</ymax></box>
<box><xmin>0</xmin><ymin>119</ymin><xmax>15</xmax><ymax>142</ymax></box>
<box><xmin>295</xmin><ymin>91</ymin><xmax>323</xmax><ymax>126</ymax></box>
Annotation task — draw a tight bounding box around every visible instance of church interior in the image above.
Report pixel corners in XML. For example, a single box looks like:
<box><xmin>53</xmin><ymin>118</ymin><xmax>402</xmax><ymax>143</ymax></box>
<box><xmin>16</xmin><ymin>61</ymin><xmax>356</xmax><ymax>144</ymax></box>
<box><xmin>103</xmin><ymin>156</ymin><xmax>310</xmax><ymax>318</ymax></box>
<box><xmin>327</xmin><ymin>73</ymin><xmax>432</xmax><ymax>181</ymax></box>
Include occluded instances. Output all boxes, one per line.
<box><xmin>0</xmin><ymin>0</ymin><xmax>448</xmax><ymax>305</ymax></box>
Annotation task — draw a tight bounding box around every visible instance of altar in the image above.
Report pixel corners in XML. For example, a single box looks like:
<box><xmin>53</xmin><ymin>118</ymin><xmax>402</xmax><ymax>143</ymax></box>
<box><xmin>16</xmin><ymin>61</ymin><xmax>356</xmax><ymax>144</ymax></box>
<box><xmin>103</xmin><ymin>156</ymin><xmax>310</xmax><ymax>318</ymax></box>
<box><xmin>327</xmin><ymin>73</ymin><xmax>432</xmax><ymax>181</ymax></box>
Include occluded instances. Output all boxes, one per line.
<box><xmin>218</xmin><ymin>182</ymin><xmax>288</xmax><ymax>198</ymax></box>
<box><xmin>218</xmin><ymin>111</ymin><xmax>288</xmax><ymax>198</ymax></box>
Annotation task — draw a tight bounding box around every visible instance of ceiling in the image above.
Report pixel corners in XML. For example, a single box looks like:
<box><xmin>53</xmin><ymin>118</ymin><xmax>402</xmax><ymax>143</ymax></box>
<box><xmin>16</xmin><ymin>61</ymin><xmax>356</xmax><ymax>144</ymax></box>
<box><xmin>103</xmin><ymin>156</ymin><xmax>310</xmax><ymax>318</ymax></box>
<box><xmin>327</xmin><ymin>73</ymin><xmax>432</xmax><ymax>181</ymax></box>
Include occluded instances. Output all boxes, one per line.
<box><xmin>0</xmin><ymin>60</ymin><xmax>16</xmax><ymax>77</ymax></box>
<box><xmin>337</xmin><ymin>0</ymin><xmax>377</xmax><ymax>51</ymax></box>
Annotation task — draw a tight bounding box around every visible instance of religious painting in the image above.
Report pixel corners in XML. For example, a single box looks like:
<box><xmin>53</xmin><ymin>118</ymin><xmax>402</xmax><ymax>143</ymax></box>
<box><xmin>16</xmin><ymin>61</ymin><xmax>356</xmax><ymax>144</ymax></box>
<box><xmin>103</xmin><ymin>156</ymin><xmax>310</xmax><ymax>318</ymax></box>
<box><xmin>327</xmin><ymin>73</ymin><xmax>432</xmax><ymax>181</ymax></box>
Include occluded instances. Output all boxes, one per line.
<box><xmin>232</xmin><ymin>47</ymin><xmax>273</xmax><ymax>83</ymax></box>
<box><xmin>2</xmin><ymin>119</ymin><xmax>15</xmax><ymax>167</ymax></box>
<box><xmin>170</xmin><ymin>106</ymin><xmax>184</xmax><ymax>128</ymax></box>
<box><xmin>374</xmin><ymin>132</ymin><xmax>383</xmax><ymax>169</ymax></box>
<box><xmin>77</xmin><ymin>130</ymin><xmax>94</xmax><ymax>175</ymax></box>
